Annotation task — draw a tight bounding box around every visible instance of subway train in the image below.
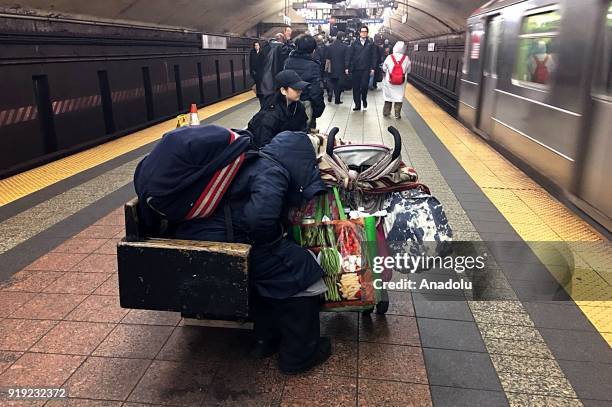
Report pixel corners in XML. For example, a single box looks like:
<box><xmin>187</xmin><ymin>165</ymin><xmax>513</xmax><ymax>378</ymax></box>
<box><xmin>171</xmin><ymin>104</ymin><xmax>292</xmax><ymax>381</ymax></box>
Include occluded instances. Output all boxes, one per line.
<box><xmin>458</xmin><ymin>0</ymin><xmax>611</xmax><ymax>233</ymax></box>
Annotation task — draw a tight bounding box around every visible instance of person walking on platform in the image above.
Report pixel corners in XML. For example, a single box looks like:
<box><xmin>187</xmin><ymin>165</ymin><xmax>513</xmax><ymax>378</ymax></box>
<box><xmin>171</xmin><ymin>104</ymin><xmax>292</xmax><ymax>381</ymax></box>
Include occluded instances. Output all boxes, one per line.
<box><xmin>326</xmin><ymin>32</ymin><xmax>349</xmax><ymax>104</ymax></box>
<box><xmin>313</xmin><ymin>35</ymin><xmax>326</xmax><ymax>65</ymax></box>
<box><xmin>313</xmin><ymin>35</ymin><xmax>328</xmax><ymax>101</ymax></box>
<box><xmin>249</xmin><ymin>41</ymin><xmax>264</xmax><ymax>105</ymax></box>
<box><xmin>381</xmin><ymin>41</ymin><xmax>411</xmax><ymax>119</ymax></box>
<box><xmin>284</xmin><ymin>34</ymin><xmax>325</xmax><ymax>132</ymax></box>
<box><xmin>370</xmin><ymin>37</ymin><xmax>383</xmax><ymax>90</ymax></box>
<box><xmin>382</xmin><ymin>38</ymin><xmax>392</xmax><ymax>57</ymax></box>
<box><xmin>345</xmin><ymin>25</ymin><xmax>377</xmax><ymax>111</ymax></box>
<box><xmin>283</xmin><ymin>26</ymin><xmax>294</xmax><ymax>50</ymax></box>
<box><xmin>258</xmin><ymin>33</ymin><xmax>291</xmax><ymax>106</ymax></box>
<box><xmin>247</xmin><ymin>70</ymin><xmax>309</xmax><ymax>148</ymax></box>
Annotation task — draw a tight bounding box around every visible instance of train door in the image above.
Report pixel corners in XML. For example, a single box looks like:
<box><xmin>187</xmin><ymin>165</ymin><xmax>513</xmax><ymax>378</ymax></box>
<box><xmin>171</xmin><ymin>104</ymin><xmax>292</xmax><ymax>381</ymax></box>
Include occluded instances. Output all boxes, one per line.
<box><xmin>476</xmin><ymin>15</ymin><xmax>504</xmax><ymax>136</ymax></box>
<box><xmin>458</xmin><ymin>21</ymin><xmax>484</xmax><ymax>127</ymax></box>
<box><xmin>573</xmin><ymin>0</ymin><xmax>612</xmax><ymax>232</ymax></box>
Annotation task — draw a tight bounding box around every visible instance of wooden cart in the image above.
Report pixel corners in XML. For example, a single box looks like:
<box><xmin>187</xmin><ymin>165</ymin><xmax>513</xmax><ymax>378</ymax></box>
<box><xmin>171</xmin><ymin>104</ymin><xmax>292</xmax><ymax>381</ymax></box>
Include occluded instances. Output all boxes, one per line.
<box><xmin>117</xmin><ymin>198</ymin><xmax>252</xmax><ymax>327</ymax></box>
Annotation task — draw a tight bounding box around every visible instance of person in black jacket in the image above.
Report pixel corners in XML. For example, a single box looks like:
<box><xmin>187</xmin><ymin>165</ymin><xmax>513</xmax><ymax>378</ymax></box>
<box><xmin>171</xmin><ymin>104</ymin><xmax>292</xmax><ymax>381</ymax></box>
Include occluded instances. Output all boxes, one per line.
<box><xmin>258</xmin><ymin>34</ymin><xmax>291</xmax><ymax>106</ymax></box>
<box><xmin>314</xmin><ymin>36</ymin><xmax>329</xmax><ymax>100</ymax></box>
<box><xmin>284</xmin><ymin>34</ymin><xmax>325</xmax><ymax>131</ymax></box>
<box><xmin>249</xmin><ymin>41</ymin><xmax>264</xmax><ymax>105</ymax></box>
<box><xmin>283</xmin><ymin>26</ymin><xmax>295</xmax><ymax>51</ymax></box>
<box><xmin>247</xmin><ymin>70</ymin><xmax>309</xmax><ymax>148</ymax></box>
<box><xmin>313</xmin><ymin>35</ymin><xmax>326</xmax><ymax>65</ymax></box>
<box><xmin>326</xmin><ymin>31</ymin><xmax>349</xmax><ymax>104</ymax></box>
<box><xmin>345</xmin><ymin>25</ymin><xmax>377</xmax><ymax>111</ymax></box>
<box><xmin>173</xmin><ymin>130</ymin><xmax>332</xmax><ymax>374</ymax></box>
<box><xmin>371</xmin><ymin>38</ymin><xmax>383</xmax><ymax>90</ymax></box>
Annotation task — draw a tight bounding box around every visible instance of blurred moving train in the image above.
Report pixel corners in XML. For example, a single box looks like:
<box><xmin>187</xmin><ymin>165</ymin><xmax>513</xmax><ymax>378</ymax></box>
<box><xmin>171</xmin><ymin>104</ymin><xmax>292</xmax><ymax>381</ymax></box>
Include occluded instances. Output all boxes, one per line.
<box><xmin>458</xmin><ymin>0</ymin><xmax>612</xmax><ymax>233</ymax></box>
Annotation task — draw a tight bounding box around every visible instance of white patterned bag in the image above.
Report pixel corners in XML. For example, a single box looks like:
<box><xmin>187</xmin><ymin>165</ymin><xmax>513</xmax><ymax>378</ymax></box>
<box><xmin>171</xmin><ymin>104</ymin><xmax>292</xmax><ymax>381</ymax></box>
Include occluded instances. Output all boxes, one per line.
<box><xmin>383</xmin><ymin>189</ymin><xmax>453</xmax><ymax>269</ymax></box>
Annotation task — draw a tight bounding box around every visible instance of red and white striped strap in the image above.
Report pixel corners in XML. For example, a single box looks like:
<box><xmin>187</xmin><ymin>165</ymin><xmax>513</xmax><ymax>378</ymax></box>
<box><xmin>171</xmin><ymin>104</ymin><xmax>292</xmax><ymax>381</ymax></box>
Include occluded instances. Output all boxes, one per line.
<box><xmin>184</xmin><ymin>131</ymin><xmax>245</xmax><ymax>220</ymax></box>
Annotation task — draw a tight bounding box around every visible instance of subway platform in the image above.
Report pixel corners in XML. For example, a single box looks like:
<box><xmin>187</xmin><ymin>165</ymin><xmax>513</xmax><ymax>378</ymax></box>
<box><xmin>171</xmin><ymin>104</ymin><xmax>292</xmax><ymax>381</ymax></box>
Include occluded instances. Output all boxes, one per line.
<box><xmin>0</xmin><ymin>85</ymin><xmax>610</xmax><ymax>407</ymax></box>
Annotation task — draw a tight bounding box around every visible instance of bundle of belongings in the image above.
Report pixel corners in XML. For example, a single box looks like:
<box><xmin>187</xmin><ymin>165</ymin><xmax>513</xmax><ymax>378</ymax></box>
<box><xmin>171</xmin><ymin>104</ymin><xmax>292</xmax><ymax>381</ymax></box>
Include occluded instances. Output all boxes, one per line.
<box><xmin>305</xmin><ymin>126</ymin><xmax>453</xmax><ymax>265</ymax></box>
<box><xmin>287</xmin><ymin>126</ymin><xmax>453</xmax><ymax>311</ymax></box>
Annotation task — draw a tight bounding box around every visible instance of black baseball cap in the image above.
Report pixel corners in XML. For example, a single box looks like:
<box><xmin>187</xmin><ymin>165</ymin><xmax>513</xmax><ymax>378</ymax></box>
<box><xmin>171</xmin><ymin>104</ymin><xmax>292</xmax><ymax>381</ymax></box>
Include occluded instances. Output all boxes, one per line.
<box><xmin>275</xmin><ymin>70</ymin><xmax>310</xmax><ymax>90</ymax></box>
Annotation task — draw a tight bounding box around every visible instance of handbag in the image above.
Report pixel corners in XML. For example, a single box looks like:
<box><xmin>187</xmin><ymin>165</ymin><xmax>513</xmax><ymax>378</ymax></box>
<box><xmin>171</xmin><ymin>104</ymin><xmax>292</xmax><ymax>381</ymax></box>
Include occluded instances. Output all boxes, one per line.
<box><xmin>375</xmin><ymin>66</ymin><xmax>383</xmax><ymax>82</ymax></box>
<box><xmin>341</xmin><ymin>73</ymin><xmax>352</xmax><ymax>91</ymax></box>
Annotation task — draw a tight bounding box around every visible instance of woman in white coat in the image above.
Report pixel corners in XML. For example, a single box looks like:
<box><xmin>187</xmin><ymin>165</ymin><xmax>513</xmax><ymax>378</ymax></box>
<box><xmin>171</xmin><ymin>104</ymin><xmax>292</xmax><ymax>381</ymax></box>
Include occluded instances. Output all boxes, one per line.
<box><xmin>381</xmin><ymin>41</ymin><xmax>411</xmax><ymax>119</ymax></box>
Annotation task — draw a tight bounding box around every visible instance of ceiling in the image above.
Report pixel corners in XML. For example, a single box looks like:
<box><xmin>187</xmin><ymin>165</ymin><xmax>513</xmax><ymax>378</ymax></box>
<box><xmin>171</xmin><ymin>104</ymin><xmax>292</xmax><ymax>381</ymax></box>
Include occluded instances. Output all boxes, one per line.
<box><xmin>386</xmin><ymin>0</ymin><xmax>485</xmax><ymax>39</ymax></box>
<box><xmin>0</xmin><ymin>0</ymin><xmax>485</xmax><ymax>39</ymax></box>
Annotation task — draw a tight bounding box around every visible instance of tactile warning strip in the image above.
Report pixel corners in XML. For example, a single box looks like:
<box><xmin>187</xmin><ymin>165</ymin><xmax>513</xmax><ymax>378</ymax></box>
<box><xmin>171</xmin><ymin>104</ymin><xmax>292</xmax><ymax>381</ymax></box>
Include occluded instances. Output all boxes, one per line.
<box><xmin>0</xmin><ymin>92</ymin><xmax>255</xmax><ymax>206</ymax></box>
<box><xmin>405</xmin><ymin>84</ymin><xmax>612</xmax><ymax>345</ymax></box>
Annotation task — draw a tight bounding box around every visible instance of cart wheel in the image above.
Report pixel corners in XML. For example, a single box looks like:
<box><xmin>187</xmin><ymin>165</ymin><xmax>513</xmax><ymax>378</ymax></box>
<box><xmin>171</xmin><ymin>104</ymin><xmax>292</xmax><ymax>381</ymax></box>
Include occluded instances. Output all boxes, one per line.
<box><xmin>361</xmin><ymin>307</ymin><xmax>374</xmax><ymax>316</ymax></box>
<box><xmin>375</xmin><ymin>301</ymin><xmax>389</xmax><ymax>315</ymax></box>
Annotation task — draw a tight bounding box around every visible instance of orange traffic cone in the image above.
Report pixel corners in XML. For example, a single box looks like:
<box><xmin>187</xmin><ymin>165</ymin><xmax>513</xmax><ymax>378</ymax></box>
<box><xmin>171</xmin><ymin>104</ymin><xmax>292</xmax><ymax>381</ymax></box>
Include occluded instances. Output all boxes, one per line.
<box><xmin>189</xmin><ymin>104</ymin><xmax>200</xmax><ymax>126</ymax></box>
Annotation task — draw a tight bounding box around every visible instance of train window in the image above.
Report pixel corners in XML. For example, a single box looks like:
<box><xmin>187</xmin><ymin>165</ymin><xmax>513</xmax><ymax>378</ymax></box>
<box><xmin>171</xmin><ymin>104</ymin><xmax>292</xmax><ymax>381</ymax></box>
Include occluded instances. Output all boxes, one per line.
<box><xmin>594</xmin><ymin>2</ymin><xmax>612</xmax><ymax>96</ymax></box>
<box><xmin>464</xmin><ymin>23</ymin><xmax>484</xmax><ymax>79</ymax></box>
<box><xmin>513</xmin><ymin>8</ymin><xmax>561</xmax><ymax>87</ymax></box>
<box><xmin>462</xmin><ymin>27</ymin><xmax>472</xmax><ymax>75</ymax></box>
<box><xmin>484</xmin><ymin>16</ymin><xmax>504</xmax><ymax>78</ymax></box>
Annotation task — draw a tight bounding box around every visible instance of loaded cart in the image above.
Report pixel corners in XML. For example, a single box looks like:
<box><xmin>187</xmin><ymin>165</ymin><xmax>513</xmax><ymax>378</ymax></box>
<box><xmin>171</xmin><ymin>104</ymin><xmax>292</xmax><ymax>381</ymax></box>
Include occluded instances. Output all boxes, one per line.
<box><xmin>289</xmin><ymin>126</ymin><xmax>432</xmax><ymax>315</ymax></box>
<box><xmin>117</xmin><ymin>125</ymin><xmax>451</xmax><ymax>324</ymax></box>
<box><xmin>322</xmin><ymin>123</ymin><xmax>453</xmax><ymax>272</ymax></box>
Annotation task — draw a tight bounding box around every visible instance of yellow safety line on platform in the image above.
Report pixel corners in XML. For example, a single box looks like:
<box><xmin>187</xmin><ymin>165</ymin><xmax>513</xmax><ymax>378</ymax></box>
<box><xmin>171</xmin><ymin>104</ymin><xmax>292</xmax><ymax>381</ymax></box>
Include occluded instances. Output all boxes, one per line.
<box><xmin>405</xmin><ymin>84</ymin><xmax>612</xmax><ymax>346</ymax></box>
<box><xmin>0</xmin><ymin>92</ymin><xmax>255</xmax><ymax>207</ymax></box>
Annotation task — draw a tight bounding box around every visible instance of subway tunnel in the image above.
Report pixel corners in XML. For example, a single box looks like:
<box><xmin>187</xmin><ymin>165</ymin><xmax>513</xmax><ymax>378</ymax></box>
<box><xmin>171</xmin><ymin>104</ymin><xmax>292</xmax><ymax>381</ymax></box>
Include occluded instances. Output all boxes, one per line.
<box><xmin>0</xmin><ymin>1</ymin><xmax>611</xmax><ymax>406</ymax></box>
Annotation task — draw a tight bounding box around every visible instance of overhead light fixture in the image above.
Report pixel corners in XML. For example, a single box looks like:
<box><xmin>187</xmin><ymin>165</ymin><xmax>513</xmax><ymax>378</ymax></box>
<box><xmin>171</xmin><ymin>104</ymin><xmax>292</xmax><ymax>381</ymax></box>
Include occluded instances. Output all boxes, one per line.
<box><xmin>401</xmin><ymin>12</ymin><xmax>407</xmax><ymax>23</ymax></box>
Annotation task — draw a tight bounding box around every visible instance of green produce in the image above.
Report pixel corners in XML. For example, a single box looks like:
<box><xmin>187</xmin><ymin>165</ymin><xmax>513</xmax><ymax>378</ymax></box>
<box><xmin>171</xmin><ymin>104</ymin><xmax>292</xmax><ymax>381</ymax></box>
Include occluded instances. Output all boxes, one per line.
<box><xmin>303</xmin><ymin>225</ymin><xmax>317</xmax><ymax>247</ymax></box>
<box><xmin>320</xmin><ymin>247</ymin><xmax>340</xmax><ymax>276</ymax></box>
<box><xmin>325</xmin><ymin>224</ymin><xmax>336</xmax><ymax>247</ymax></box>
<box><xmin>316</xmin><ymin>226</ymin><xmax>327</xmax><ymax>247</ymax></box>
<box><xmin>323</xmin><ymin>276</ymin><xmax>341</xmax><ymax>302</ymax></box>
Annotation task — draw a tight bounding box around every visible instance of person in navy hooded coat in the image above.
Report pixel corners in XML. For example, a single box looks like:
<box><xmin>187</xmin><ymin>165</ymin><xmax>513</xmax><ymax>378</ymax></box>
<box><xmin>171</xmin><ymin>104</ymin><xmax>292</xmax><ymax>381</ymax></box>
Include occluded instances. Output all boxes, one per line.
<box><xmin>173</xmin><ymin>130</ymin><xmax>332</xmax><ymax>374</ymax></box>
